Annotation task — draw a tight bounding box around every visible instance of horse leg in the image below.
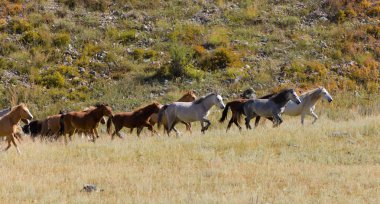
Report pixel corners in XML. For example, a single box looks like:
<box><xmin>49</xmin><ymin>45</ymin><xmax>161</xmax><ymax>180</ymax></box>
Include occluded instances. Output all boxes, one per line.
<box><xmin>301</xmin><ymin>111</ymin><xmax>306</xmax><ymax>125</ymax></box>
<box><xmin>3</xmin><ymin>135</ymin><xmax>12</xmax><ymax>151</ymax></box>
<box><xmin>309</xmin><ymin>110</ymin><xmax>318</xmax><ymax>124</ymax></box>
<box><xmin>233</xmin><ymin>118</ymin><xmax>242</xmax><ymax>131</ymax></box>
<box><xmin>112</xmin><ymin>125</ymin><xmax>123</xmax><ymax>140</ymax></box>
<box><xmin>201</xmin><ymin>119</ymin><xmax>211</xmax><ymax>133</ymax></box>
<box><xmin>181</xmin><ymin>121</ymin><xmax>191</xmax><ymax>133</ymax></box>
<box><xmin>143</xmin><ymin>122</ymin><xmax>158</xmax><ymax>137</ymax></box>
<box><xmin>254</xmin><ymin>116</ymin><xmax>261</xmax><ymax>127</ymax></box>
<box><xmin>10</xmin><ymin>134</ymin><xmax>21</xmax><ymax>154</ymax></box>
<box><xmin>273</xmin><ymin>114</ymin><xmax>283</xmax><ymax>127</ymax></box>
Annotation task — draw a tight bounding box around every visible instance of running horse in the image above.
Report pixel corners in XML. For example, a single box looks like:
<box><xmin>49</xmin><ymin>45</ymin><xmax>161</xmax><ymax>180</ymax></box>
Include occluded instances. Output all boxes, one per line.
<box><xmin>219</xmin><ymin>93</ymin><xmax>275</xmax><ymax>132</ymax></box>
<box><xmin>106</xmin><ymin>102</ymin><xmax>161</xmax><ymax>139</ymax></box>
<box><xmin>255</xmin><ymin>87</ymin><xmax>333</xmax><ymax>125</ymax></box>
<box><xmin>158</xmin><ymin>93</ymin><xmax>225</xmax><ymax>136</ymax></box>
<box><xmin>59</xmin><ymin>104</ymin><xmax>113</xmax><ymax>143</ymax></box>
<box><xmin>136</xmin><ymin>90</ymin><xmax>197</xmax><ymax>134</ymax></box>
<box><xmin>0</xmin><ymin>104</ymin><xmax>33</xmax><ymax>154</ymax></box>
<box><xmin>242</xmin><ymin>89</ymin><xmax>301</xmax><ymax>129</ymax></box>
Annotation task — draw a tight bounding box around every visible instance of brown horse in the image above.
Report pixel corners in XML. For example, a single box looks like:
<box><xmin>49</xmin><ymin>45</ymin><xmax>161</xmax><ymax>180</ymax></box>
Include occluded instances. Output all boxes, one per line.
<box><xmin>0</xmin><ymin>104</ymin><xmax>33</xmax><ymax>154</ymax></box>
<box><xmin>59</xmin><ymin>104</ymin><xmax>113</xmax><ymax>143</ymax></box>
<box><xmin>107</xmin><ymin>102</ymin><xmax>161</xmax><ymax>139</ymax></box>
<box><xmin>137</xmin><ymin>90</ymin><xmax>197</xmax><ymax>134</ymax></box>
<box><xmin>219</xmin><ymin>93</ymin><xmax>275</xmax><ymax>131</ymax></box>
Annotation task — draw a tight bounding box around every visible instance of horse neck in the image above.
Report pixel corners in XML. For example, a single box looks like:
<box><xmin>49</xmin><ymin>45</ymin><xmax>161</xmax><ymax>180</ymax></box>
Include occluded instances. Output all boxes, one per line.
<box><xmin>306</xmin><ymin>89</ymin><xmax>322</xmax><ymax>105</ymax></box>
<box><xmin>87</xmin><ymin>108</ymin><xmax>105</xmax><ymax>121</ymax></box>
<box><xmin>198</xmin><ymin>96</ymin><xmax>215</xmax><ymax>111</ymax></box>
<box><xmin>271</xmin><ymin>93</ymin><xmax>290</xmax><ymax>107</ymax></box>
<box><xmin>136</xmin><ymin>105</ymin><xmax>156</xmax><ymax>117</ymax></box>
<box><xmin>7</xmin><ymin>107</ymin><xmax>22</xmax><ymax>125</ymax></box>
<box><xmin>177</xmin><ymin>95</ymin><xmax>193</xmax><ymax>102</ymax></box>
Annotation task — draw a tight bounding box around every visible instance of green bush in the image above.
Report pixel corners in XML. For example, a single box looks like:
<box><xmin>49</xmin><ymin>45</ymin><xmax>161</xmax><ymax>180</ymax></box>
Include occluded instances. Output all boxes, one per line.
<box><xmin>201</xmin><ymin>48</ymin><xmax>241</xmax><ymax>71</ymax></box>
<box><xmin>8</xmin><ymin>18</ymin><xmax>31</xmax><ymax>34</ymax></box>
<box><xmin>53</xmin><ymin>33</ymin><xmax>71</xmax><ymax>47</ymax></box>
<box><xmin>39</xmin><ymin>71</ymin><xmax>66</xmax><ymax>88</ymax></box>
<box><xmin>168</xmin><ymin>44</ymin><xmax>194</xmax><ymax>77</ymax></box>
<box><xmin>118</xmin><ymin>30</ymin><xmax>136</xmax><ymax>45</ymax></box>
<box><xmin>21</xmin><ymin>30</ymin><xmax>44</xmax><ymax>45</ymax></box>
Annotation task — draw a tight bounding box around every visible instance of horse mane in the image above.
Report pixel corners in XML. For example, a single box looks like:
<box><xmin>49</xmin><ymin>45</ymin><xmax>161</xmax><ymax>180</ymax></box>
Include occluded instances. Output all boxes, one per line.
<box><xmin>304</xmin><ymin>87</ymin><xmax>323</xmax><ymax>101</ymax></box>
<box><xmin>193</xmin><ymin>93</ymin><xmax>216</xmax><ymax>104</ymax></box>
<box><xmin>94</xmin><ymin>103</ymin><xmax>109</xmax><ymax>108</ymax></box>
<box><xmin>259</xmin><ymin>92</ymin><xmax>276</xmax><ymax>99</ymax></box>
<box><xmin>271</xmin><ymin>89</ymin><xmax>293</xmax><ymax>104</ymax></box>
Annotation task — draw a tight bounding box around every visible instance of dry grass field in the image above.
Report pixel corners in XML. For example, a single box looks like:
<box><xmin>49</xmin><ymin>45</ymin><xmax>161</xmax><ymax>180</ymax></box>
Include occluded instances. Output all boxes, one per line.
<box><xmin>0</xmin><ymin>113</ymin><xmax>379</xmax><ymax>204</ymax></box>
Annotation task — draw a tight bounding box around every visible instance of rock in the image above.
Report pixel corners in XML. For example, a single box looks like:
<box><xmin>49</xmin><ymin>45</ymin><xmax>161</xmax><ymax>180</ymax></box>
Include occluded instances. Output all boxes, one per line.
<box><xmin>89</xmin><ymin>70</ymin><xmax>97</xmax><ymax>76</ymax></box>
<box><xmin>78</xmin><ymin>67</ymin><xmax>86</xmax><ymax>73</ymax></box>
<box><xmin>81</xmin><ymin>184</ymin><xmax>103</xmax><ymax>193</ymax></box>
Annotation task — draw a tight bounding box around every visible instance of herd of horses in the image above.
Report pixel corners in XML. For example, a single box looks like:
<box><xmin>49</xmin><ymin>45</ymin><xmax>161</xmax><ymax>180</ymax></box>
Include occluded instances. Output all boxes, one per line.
<box><xmin>0</xmin><ymin>87</ymin><xmax>333</xmax><ymax>154</ymax></box>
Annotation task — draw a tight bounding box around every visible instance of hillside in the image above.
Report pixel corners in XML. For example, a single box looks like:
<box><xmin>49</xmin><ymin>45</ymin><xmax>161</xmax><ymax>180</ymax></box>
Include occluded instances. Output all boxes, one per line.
<box><xmin>0</xmin><ymin>0</ymin><xmax>379</xmax><ymax>116</ymax></box>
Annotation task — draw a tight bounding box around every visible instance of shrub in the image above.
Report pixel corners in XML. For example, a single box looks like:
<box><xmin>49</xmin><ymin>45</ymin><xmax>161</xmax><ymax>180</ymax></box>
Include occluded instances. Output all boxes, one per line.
<box><xmin>21</xmin><ymin>30</ymin><xmax>44</xmax><ymax>46</ymax></box>
<box><xmin>39</xmin><ymin>71</ymin><xmax>66</xmax><ymax>88</ymax></box>
<box><xmin>132</xmin><ymin>48</ymin><xmax>144</xmax><ymax>60</ymax></box>
<box><xmin>8</xmin><ymin>18</ymin><xmax>31</xmax><ymax>34</ymax></box>
<box><xmin>183</xmin><ymin>64</ymin><xmax>205</xmax><ymax>80</ymax></box>
<box><xmin>56</xmin><ymin>65</ymin><xmax>79</xmax><ymax>77</ymax></box>
<box><xmin>118</xmin><ymin>30</ymin><xmax>136</xmax><ymax>45</ymax></box>
<box><xmin>168</xmin><ymin>44</ymin><xmax>194</xmax><ymax>77</ymax></box>
<box><xmin>0</xmin><ymin>18</ymin><xmax>7</xmax><ymax>31</ymax></box>
<box><xmin>169</xmin><ymin>23</ymin><xmax>204</xmax><ymax>44</ymax></box>
<box><xmin>201</xmin><ymin>48</ymin><xmax>241</xmax><ymax>71</ymax></box>
<box><xmin>53</xmin><ymin>33</ymin><xmax>71</xmax><ymax>47</ymax></box>
<box><xmin>206</xmin><ymin>27</ymin><xmax>229</xmax><ymax>47</ymax></box>
<box><xmin>367</xmin><ymin>6</ymin><xmax>380</xmax><ymax>17</ymax></box>
<box><xmin>277</xmin><ymin>16</ymin><xmax>300</xmax><ymax>28</ymax></box>
<box><xmin>366</xmin><ymin>25</ymin><xmax>380</xmax><ymax>39</ymax></box>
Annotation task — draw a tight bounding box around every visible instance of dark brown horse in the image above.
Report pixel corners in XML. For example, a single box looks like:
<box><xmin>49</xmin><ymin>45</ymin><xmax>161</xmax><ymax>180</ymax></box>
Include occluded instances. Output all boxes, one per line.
<box><xmin>219</xmin><ymin>93</ymin><xmax>275</xmax><ymax>131</ymax></box>
<box><xmin>59</xmin><ymin>104</ymin><xmax>113</xmax><ymax>143</ymax></box>
<box><xmin>106</xmin><ymin>102</ymin><xmax>161</xmax><ymax>139</ymax></box>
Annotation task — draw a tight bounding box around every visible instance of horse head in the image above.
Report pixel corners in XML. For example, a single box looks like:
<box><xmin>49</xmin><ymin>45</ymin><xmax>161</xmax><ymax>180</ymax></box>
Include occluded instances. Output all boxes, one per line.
<box><xmin>320</xmin><ymin>87</ymin><xmax>333</xmax><ymax>103</ymax></box>
<box><xmin>287</xmin><ymin>89</ymin><xmax>301</xmax><ymax>104</ymax></box>
<box><xmin>214</xmin><ymin>94</ymin><xmax>226</xmax><ymax>109</ymax></box>
<box><xmin>95</xmin><ymin>103</ymin><xmax>113</xmax><ymax>117</ymax></box>
<box><xmin>18</xmin><ymin>103</ymin><xmax>34</xmax><ymax>120</ymax></box>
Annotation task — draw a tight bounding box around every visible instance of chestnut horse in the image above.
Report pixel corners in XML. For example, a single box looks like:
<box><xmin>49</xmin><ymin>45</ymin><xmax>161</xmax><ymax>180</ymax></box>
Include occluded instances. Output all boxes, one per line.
<box><xmin>0</xmin><ymin>104</ymin><xmax>33</xmax><ymax>154</ymax></box>
<box><xmin>106</xmin><ymin>102</ymin><xmax>161</xmax><ymax>139</ymax></box>
<box><xmin>137</xmin><ymin>90</ymin><xmax>197</xmax><ymax>134</ymax></box>
<box><xmin>59</xmin><ymin>104</ymin><xmax>113</xmax><ymax>143</ymax></box>
<box><xmin>219</xmin><ymin>93</ymin><xmax>275</xmax><ymax>131</ymax></box>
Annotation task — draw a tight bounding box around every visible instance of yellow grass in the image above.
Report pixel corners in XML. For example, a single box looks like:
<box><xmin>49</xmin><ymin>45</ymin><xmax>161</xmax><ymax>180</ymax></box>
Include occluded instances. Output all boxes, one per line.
<box><xmin>0</xmin><ymin>115</ymin><xmax>379</xmax><ymax>203</ymax></box>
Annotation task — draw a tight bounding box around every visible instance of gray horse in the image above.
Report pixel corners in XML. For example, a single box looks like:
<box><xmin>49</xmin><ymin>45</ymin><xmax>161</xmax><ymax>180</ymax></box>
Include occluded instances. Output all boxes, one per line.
<box><xmin>158</xmin><ymin>93</ymin><xmax>225</xmax><ymax>136</ymax></box>
<box><xmin>243</xmin><ymin>89</ymin><xmax>301</xmax><ymax>129</ymax></box>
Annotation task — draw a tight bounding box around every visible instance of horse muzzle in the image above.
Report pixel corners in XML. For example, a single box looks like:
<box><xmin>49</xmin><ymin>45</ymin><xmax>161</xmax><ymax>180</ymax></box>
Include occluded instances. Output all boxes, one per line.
<box><xmin>328</xmin><ymin>99</ymin><xmax>333</xmax><ymax>103</ymax></box>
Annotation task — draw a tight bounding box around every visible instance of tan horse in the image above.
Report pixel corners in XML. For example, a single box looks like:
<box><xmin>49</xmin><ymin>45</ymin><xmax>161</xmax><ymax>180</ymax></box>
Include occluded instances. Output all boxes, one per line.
<box><xmin>0</xmin><ymin>104</ymin><xmax>33</xmax><ymax>154</ymax></box>
<box><xmin>59</xmin><ymin>104</ymin><xmax>113</xmax><ymax>143</ymax></box>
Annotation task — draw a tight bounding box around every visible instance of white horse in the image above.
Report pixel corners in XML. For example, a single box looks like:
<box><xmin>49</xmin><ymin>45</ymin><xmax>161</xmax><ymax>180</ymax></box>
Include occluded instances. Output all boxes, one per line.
<box><xmin>283</xmin><ymin>87</ymin><xmax>333</xmax><ymax>124</ymax></box>
<box><xmin>158</xmin><ymin>93</ymin><xmax>225</xmax><ymax>136</ymax></box>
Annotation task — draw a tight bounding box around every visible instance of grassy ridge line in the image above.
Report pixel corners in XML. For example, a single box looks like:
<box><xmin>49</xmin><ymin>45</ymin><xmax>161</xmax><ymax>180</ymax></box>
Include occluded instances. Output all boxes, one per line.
<box><xmin>1</xmin><ymin>115</ymin><xmax>379</xmax><ymax>203</ymax></box>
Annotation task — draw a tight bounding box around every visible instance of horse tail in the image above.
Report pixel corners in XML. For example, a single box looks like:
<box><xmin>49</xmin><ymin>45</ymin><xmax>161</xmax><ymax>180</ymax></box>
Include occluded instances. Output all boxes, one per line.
<box><xmin>106</xmin><ymin>116</ymin><xmax>113</xmax><ymax>135</ymax></box>
<box><xmin>157</xmin><ymin>105</ymin><xmax>168</xmax><ymax>129</ymax></box>
<box><xmin>219</xmin><ymin>102</ymin><xmax>231</xmax><ymax>123</ymax></box>
<box><xmin>59</xmin><ymin>114</ymin><xmax>65</xmax><ymax>135</ymax></box>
